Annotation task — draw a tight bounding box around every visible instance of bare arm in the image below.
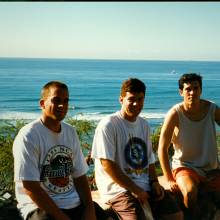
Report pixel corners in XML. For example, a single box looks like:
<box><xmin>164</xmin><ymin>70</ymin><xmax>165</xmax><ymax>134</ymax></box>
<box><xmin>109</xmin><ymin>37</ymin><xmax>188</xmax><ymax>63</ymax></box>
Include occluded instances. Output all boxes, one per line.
<box><xmin>100</xmin><ymin>159</ymin><xmax>149</xmax><ymax>204</ymax></box>
<box><xmin>215</xmin><ymin>105</ymin><xmax>220</xmax><ymax>126</ymax></box>
<box><xmin>74</xmin><ymin>175</ymin><xmax>96</xmax><ymax>220</ymax></box>
<box><xmin>148</xmin><ymin>163</ymin><xmax>164</xmax><ymax>200</ymax></box>
<box><xmin>158</xmin><ymin>109</ymin><xmax>179</xmax><ymax>192</ymax></box>
<box><xmin>22</xmin><ymin>181</ymin><xmax>70</xmax><ymax>220</ymax></box>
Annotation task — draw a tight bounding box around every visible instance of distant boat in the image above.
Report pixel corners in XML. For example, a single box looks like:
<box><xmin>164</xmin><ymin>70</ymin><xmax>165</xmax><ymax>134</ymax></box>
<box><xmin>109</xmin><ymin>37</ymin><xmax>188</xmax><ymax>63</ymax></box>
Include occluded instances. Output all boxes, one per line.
<box><xmin>170</xmin><ymin>70</ymin><xmax>176</xmax><ymax>74</ymax></box>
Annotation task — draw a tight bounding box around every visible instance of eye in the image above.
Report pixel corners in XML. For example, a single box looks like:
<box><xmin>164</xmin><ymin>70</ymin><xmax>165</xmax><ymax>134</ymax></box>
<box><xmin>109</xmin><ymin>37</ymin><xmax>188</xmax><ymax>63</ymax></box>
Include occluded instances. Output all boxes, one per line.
<box><xmin>138</xmin><ymin>97</ymin><xmax>144</xmax><ymax>102</ymax></box>
<box><xmin>128</xmin><ymin>98</ymin><xmax>135</xmax><ymax>103</ymax></box>
<box><xmin>52</xmin><ymin>97</ymin><xmax>61</xmax><ymax>104</ymax></box>
<box><xmin>64</xmin><ymin>98</ymin><xmax>69</xmax><ymax>104</ymax></box>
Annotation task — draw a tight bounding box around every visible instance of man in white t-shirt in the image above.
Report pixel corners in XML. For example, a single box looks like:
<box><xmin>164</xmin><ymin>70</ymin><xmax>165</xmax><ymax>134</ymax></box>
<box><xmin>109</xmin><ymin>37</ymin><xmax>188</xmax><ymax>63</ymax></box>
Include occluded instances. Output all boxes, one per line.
<box><xmin>92</xmin><ymin>78</ymin><xmax>183</xmax><ymax>220</ymax></box>
<box><xmin>13</xmin><ymin>81</ymin><xmax>109</xmax><ymax>220</ymax></box>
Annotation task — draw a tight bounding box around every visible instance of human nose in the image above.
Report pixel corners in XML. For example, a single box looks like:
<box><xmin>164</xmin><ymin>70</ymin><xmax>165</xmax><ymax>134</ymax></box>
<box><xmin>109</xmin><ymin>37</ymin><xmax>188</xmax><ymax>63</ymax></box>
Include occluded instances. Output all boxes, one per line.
<box><xmin>58</xmin><ymin>102</ymin><xmax>66</xmax><ymax>108</ymax></box>
<box><xmin>189</xmin><ymin>89</ymin><xmax>195</xmax><ymax>95</ymax></box>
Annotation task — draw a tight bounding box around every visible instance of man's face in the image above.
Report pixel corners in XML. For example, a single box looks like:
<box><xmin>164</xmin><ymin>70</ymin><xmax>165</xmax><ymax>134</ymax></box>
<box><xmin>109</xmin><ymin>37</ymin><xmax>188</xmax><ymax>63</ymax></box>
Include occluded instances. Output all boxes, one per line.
<box><xmin>120</xmin><ymin>91</ymin><xmax>145</xmax><ymax>121</ymax></box>
<box><xmin>180</xmin><ymin>81</ymin><xmax>202</xmax><ymax>105</ymax></box>
<box><xmin>40</xmin><ymin>86</ymin><xmax>69</xmax><ymax>122</ymax></box>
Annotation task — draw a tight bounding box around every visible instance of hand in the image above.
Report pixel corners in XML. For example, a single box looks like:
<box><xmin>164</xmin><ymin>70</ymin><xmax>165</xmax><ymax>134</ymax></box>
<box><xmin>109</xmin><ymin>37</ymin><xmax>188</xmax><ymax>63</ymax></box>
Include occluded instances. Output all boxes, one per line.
<box><xmin>132</xmin><ymin>188</ymin><xmax>150</xmax><ymax>205</ymax></box>
<box><xmin>168</xmin><ymin>179</ymin><xmax>179</xmax><ymax>193</ymax></box>
<box><xmin>82</xmin><ymin>205</ymin><xmax>97</xmax><ymax>220</ymax></box>
<box><xmin>151</xmin><ymin>182</ymin><xmax>164</xmax><ymax>201</ymax></box>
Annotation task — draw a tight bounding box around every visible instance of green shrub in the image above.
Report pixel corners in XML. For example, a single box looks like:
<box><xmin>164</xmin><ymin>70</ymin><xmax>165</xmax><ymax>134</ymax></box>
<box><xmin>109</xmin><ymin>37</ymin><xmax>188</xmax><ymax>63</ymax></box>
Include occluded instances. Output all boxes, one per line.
<box><xmin>151</xmin><ymin>125</ymin><xmax>161</xmax><ymax>153</ymax></box>
<box><xmin>0</xmin><ymin>120</ymin><xmax>27</xmax><ymax>196</ymax></box>
<box><xmin>65</xmin><ymin>117</ymin><xmax>96</xmax><ymax>157</ymax></box>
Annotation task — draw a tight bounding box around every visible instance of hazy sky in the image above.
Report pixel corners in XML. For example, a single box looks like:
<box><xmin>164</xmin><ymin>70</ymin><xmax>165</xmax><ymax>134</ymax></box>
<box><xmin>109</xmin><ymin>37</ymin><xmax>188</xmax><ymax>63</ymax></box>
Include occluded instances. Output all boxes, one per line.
<box><xmin>1</xmin><ymin>2</ymin><xmax>220</xmax><ymax>61</ymax></box>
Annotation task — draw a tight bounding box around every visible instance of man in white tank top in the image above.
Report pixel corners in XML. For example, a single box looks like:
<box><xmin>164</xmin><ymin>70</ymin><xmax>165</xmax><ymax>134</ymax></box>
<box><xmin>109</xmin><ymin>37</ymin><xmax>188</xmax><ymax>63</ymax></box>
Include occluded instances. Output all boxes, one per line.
<box><xmin>158</xmin><ymin>73</ymin><xmax>220</xmax><ymax>219</ymax></box>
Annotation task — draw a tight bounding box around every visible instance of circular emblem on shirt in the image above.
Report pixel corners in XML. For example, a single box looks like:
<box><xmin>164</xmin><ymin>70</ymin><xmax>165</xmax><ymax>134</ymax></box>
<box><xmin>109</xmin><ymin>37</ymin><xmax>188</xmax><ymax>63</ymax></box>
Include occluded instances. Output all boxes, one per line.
<box><xmin>40</xmin><ymin>145</ymin><xmax>74</xmax><ymax>194</ymax></box>
<box><xmin>124</xmin><ymin>137</ymin><xmax>148</xmax><ymax>169</ymax></box>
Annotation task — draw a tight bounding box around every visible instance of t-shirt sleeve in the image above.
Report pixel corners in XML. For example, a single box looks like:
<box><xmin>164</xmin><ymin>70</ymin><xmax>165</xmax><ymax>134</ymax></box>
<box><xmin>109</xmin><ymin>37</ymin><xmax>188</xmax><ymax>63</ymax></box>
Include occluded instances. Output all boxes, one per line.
<box><xmin>13</xmin><ymin>130</ymin><xmax>41</xmax><ymax>181</ymax></box>
<box><xmin>91</xmin><ymin>119</ymin><xmax>116</xmax><ymax>161</ymax></box>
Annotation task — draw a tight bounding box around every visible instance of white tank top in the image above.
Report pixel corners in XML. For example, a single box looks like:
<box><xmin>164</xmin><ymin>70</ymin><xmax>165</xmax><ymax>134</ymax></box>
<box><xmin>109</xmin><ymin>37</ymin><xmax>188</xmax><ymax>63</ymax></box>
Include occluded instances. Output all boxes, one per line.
<box><xmin>171</xmin><ymin>102</ymin><xmax>219</xmax><ymax>176</ymax></box>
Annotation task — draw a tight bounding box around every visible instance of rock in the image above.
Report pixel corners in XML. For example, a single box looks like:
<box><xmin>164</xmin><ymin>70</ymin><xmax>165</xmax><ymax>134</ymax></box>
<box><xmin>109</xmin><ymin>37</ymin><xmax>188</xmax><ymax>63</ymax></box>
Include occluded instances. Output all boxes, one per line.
<box><xmin>92</xmin><ymin>190</ymin><xmax>110</xmax><ymax>210</ymax></box>
<box><xmin>0</xmin><ymin>203</ymin><xmax>22</xmax><ymax>220</ymax></box>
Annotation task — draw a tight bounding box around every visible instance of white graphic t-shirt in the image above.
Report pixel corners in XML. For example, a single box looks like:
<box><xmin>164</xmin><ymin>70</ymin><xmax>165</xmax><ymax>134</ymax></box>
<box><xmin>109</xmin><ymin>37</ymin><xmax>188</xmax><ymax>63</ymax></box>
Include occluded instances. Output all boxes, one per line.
<box><xmin>13</xmin><ymin>119</ymin><xmax>88</xmax><ymax>219</ymax></box>
<box><xmin>91</xmin><ymin>112</ymin><xmax>155</xmax><ymax>203</ymax></box>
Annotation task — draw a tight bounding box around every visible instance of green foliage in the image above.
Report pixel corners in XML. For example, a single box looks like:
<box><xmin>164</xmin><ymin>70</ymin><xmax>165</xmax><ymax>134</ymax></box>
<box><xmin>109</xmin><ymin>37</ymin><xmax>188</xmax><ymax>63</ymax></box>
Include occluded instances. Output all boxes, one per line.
<box><xmin>0</xmin><ymin>120</ymin><xmax>27</xmax><ymax>195</ymax></box>
<box><xmin>151</xmin><ymin>125</ymin><xmax>162</xmax><ymax>153</ymax></box>
<box><xmin>65</xmin><ymin>117</ymin><xmax>96</xmax><ymax>156</ymax></box>
<box><xmin>151</xmin><ymin>125</ymin><xmax>174</xmax><ymax>156</ymax></box>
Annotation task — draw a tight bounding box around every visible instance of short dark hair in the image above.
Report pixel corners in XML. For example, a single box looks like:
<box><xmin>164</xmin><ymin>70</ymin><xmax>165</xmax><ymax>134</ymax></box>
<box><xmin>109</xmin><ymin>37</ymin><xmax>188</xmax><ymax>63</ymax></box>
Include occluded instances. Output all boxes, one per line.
<box><xmin>41</xmin><ymin>81</ymin><xmax>68</xmax><ymax>99</ymax></box>
<box><xmin>120</xmin><ymin>78</ymin><xmax>146</xmax><ymax>97</ymax></box>
<box><xmin>178</xmin><ymin>73</ymin><xmax>202</xmax><ymax>90</ymax></box>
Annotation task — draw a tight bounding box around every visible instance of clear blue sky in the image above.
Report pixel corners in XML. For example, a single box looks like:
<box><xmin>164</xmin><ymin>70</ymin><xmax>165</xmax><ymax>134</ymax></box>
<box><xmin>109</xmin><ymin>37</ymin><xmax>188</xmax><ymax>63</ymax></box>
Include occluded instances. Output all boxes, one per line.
<box><xmin>1</xmin><ymin>2</ymin><xmax>220</xmax><ymax>61</ymax></box>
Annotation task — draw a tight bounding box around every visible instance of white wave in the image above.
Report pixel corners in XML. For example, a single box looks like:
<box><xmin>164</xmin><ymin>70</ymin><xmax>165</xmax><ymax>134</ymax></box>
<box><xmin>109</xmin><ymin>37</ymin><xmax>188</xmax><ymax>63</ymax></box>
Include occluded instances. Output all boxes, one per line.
<box><xmin>140</xmin><ymin>112</ymin><xmax>166</xmax><ymax>119</ymax></box>
<box><xmin>69</xmin><ymin>112</ymin><xmax>107</xmax><ymax>121</ymax></box>
<box><xmin>0</xmin><ymin>111</ymin><xmax>40</xmax><ymax>120</ymax></box>
<box><xmin>70</xmin><ymin>111</ymin><xmax>166</xmax><ymax>121</ymax></box>
<box><xmin>0</xmin><ymin>111</ymin><xmax>166</xmax><ymax>121</ymax></box>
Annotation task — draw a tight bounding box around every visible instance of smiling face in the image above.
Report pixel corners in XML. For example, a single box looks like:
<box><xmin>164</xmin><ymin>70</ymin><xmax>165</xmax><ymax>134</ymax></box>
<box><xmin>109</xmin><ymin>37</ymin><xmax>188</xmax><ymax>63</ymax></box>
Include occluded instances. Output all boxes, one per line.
<box><xmin>180</xmin><ymin>80</ymin><xmax>202</xmax><ymax>106</ymax></box>
<box><xmin>120</xmin><ymin>91</ymin><xmax>145</xmax><ymax>122</ymax></box>
<box><xmin>40</xmin><ymin>85</ymin><xmax>69</xmax><ymax>123</ymax></box>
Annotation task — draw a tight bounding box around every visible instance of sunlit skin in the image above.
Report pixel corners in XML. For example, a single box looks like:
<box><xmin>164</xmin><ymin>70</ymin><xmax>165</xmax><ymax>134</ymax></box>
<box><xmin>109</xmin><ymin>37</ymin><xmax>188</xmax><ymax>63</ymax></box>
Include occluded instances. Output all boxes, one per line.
<box><xmin>40</xmin><ymin>86</ymin><xmax>69</xmax><ymax>132</ymax></box>
<box><xmin>119</xmin><ymin>91</ymin><xmax>145</xmax><ymax>122</ymax></box>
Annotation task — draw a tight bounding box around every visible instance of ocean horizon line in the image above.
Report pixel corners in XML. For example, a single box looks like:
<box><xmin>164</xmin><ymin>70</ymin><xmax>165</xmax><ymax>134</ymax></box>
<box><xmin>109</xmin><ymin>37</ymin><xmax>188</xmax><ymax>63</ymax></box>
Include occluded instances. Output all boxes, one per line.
<box><xmin>1</xmin><ymin>56</ymin><xmax>220</xmax><ymax>63</ymax></box>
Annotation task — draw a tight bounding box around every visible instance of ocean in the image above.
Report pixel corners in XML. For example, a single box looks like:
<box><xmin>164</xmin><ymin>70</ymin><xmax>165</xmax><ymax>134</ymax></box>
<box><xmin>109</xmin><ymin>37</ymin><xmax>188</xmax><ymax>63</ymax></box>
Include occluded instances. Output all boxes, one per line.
<box><xmin>0</xmin><ymin>58</ymin><xmax>220</xmax><ymax>131</ymax></box>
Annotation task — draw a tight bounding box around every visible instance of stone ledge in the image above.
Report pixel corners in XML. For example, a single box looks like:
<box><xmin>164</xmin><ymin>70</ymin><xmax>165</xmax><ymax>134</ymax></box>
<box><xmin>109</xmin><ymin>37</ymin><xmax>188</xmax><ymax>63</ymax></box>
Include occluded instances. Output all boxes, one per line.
<box><xmin>91</xmin><ymin>176</ymin><xmax>220</xmax><ymax>220</ymax></box>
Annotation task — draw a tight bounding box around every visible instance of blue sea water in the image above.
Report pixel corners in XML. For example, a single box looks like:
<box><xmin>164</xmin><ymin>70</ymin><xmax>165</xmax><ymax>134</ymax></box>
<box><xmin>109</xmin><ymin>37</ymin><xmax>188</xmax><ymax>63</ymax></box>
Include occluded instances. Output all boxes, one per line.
<box><xmin>0</xmin><ymin>58</ymin><xmax>220</xmax><ymax>130</ymax></box>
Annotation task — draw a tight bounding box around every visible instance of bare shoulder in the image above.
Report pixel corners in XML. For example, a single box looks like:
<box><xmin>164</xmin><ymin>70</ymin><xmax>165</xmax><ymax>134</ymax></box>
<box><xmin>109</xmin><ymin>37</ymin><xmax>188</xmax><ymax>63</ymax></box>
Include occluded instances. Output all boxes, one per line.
<box><xmin>159</xmin><ymin>106</ymin><xmax>179</xmax><ymax>148</ymax></box>
<box><xmin>160</xmin><ymin>105</ymin><xmax>179</xmax><ymax>137</ymax></box>
<box><xmin>202</xmin><ymin>99</ymin><xmax>212</xmax><ymax>109</ymax></box>
<box><xmin>164</xmin><ymin>106</ymin><xmax>179</xmax><ymax>126</ymax></box>
<box><xmin>214</xmin><ymin>103</ymin><xmax>220</xmax><ymax>126</ymax></box>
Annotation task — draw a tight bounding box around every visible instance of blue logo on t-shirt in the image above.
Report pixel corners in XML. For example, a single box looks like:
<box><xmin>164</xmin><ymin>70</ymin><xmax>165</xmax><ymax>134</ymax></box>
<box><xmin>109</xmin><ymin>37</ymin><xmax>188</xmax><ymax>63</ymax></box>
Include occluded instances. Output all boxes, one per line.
<box><xmin>124</xmin><ymin>137</ymin><xmax>148</xmax><ymax>169</ymax></box>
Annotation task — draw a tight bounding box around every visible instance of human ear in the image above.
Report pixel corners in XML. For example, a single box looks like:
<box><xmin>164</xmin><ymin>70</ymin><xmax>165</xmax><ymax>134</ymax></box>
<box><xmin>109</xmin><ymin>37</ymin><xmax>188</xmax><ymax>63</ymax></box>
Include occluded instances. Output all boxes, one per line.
<box><xmin>39</xmin><ymin>99</ymin><xmax>45</xmax><ymax>109</ymax></box>
<box><xmin>119</xmin><ymin>96</ymin><xmax>123</xmax><ymax>105</ymax></box>
<box><xmin>179</xmin><ymin>89</ymin><xmax>183</xmax><ymax>97</ymax></box>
